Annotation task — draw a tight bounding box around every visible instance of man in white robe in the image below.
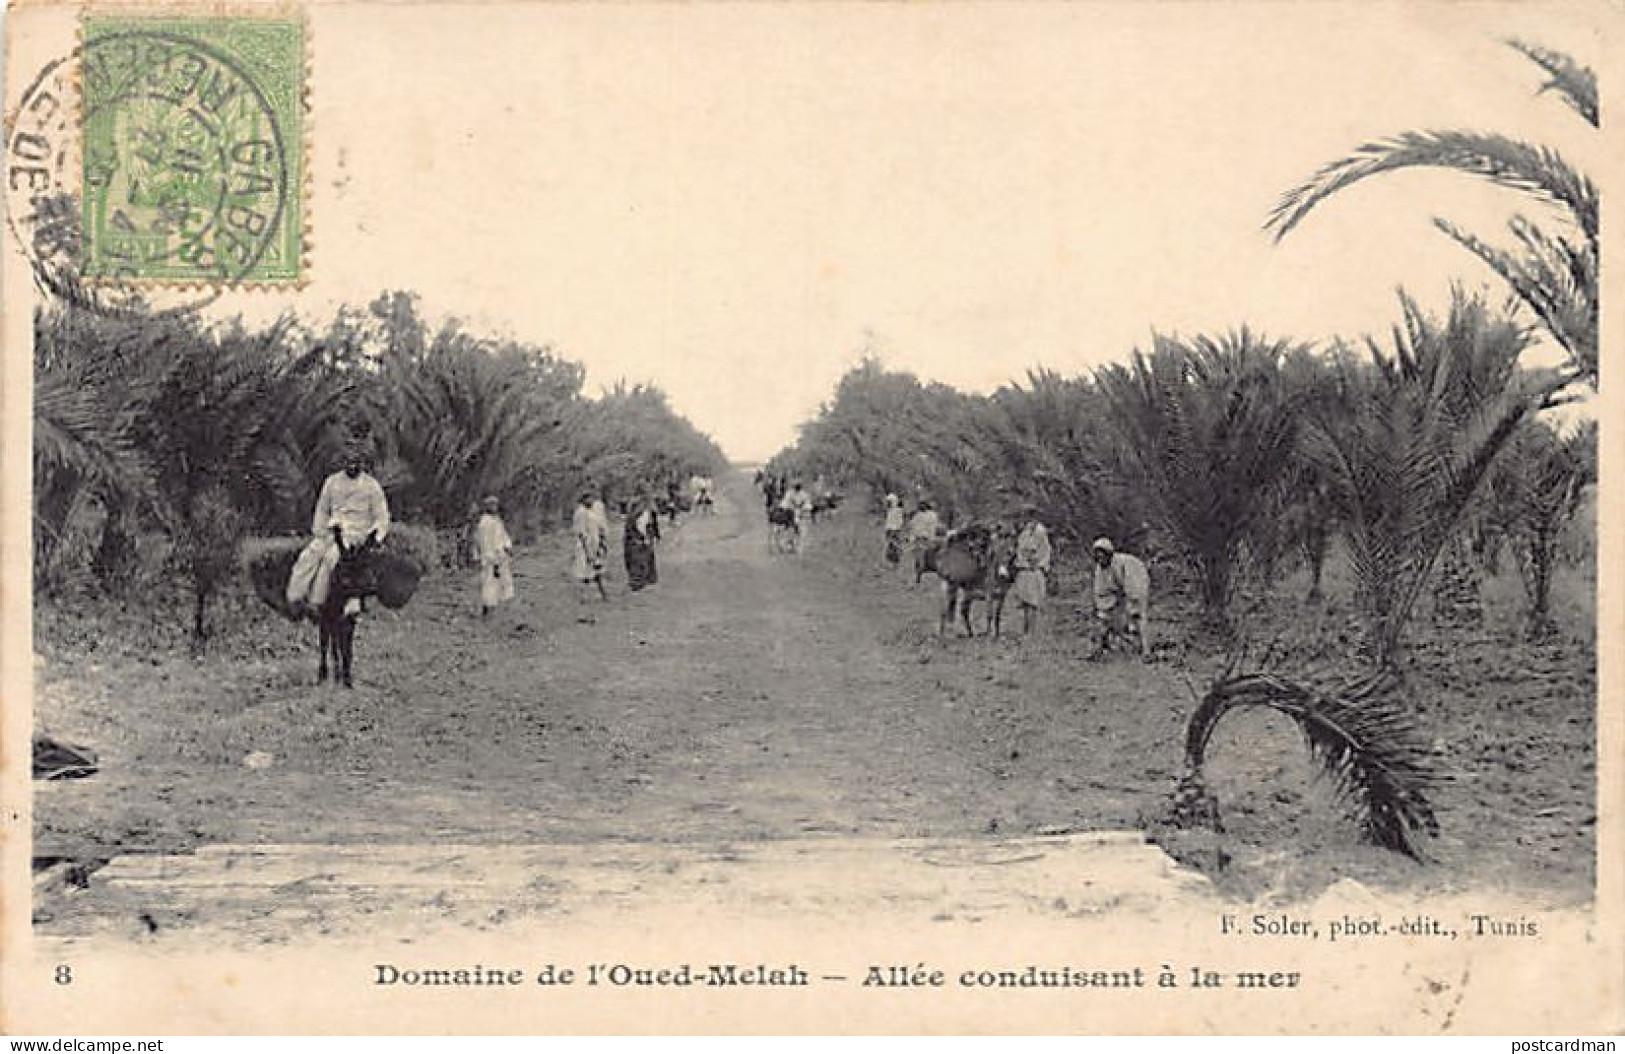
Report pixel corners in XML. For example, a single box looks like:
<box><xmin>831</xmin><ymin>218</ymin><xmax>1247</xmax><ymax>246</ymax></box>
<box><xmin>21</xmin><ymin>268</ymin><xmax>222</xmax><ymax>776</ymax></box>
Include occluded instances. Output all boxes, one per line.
<box><xmin>475</xmin><ymin>495</ymin><xmax>515</xmax><ymax>616</ymax></box>
<box><xmin>286</xmin><ymin>448</ymin><xmax>391</xmax><ymax>616</ymax></box>
<box><xmin>1012</xmin><ymin>512</ymin><xmax>1052</xmax><ymax>635</ymax></box>
<box><xmin>1091</xmin><ymin>537</ymin><xmax>1151</xmax><ymax>660</ymax></box>
<box><xmin>572</xmin><ymin>490</ymin><xmax>609</xmax><ymax>607</ymax></box>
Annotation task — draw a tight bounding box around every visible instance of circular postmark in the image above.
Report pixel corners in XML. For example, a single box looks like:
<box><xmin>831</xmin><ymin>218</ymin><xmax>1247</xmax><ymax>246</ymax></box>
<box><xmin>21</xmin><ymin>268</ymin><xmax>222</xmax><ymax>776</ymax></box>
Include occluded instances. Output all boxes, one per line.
<box><xmin>2</xmin><ymin>49</ymin><xmax>127</xmax><ymax>312</ymax></box>
<box><xmin>6</xmin><ymin>24</ymin><xmax>296</xmax><ymax>315</ymax></box>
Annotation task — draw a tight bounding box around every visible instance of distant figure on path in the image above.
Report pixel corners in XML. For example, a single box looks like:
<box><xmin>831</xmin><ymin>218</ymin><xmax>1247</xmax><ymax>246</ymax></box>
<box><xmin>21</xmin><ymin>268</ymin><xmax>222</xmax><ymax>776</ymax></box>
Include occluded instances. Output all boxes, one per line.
<box><xmin>665</xmin><ymin>477</ymin><xmax>684</xmax><ymax>525</ymax></box>
<box><xmin>907</xmin><ymin>500</ymin><xmax>944</xmax><ymax>581</ymax></box>
<box><xmin>1011</xmin><ymin>509</ymin><xmax>1052</xmax><ymax>636</ymax></box>
<box><xmin>883</xmin><ymin>492</ymin><xmax>905</xmax><ymax>565</ymax></box>
<box><xmin>779</xmin><ymin>481</ymin><xmax>815</xmax><ymax>553</ymax></box>
<box><xmin>474</xmin><ymin>495</ymin><xmax>515</xmax><ymax>618</ymax></box>
<box><xmin>624</xmin><ymin>492</ymin><xmax>662</xmax><ymax>591</ymax></box>
<box><xmin>572</xmin><ymin>490</ymin><xmax>609</xmax><ymax>611</ymax></box>
<box><xmin>762</xmin><ymin>474</ymin><xmax>785</xmax><ymax>514</ymax></box>
<box><xmin>909</xmin><ymin>500</ymin><xmax>942</xmax><ymax>547</ymax></box>
<box><xmin>1091</xmin><ymin>537</ymin><xmax>1151</xmax><ymax>660</ymax></box>
<box><xmin>287</xmin><ymin>444</ymin><xmax>391</xmax><ymax>618</ymax></box>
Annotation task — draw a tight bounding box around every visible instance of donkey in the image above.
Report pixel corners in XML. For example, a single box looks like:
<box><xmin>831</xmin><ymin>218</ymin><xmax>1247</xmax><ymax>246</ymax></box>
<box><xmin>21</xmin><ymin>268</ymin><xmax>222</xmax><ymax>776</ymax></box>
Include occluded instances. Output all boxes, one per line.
<box><xmin>934</xmin><ymin>524</ymin><xmax>1015</xmax><ymax>638</ymax></box>
<box><xmin>248</xmin><ymin>536</ymin><xmax>421</xmax><ymax>689</ymax></box>
<box><xmin>316</xmin><ymin>536</ymin><xmax>376</xmax><ymax>688</ymax></box>
<box><xmin>981</xmin><ymin>524</ymin><xmax>1018</xmax><ymax>639</ymax></box>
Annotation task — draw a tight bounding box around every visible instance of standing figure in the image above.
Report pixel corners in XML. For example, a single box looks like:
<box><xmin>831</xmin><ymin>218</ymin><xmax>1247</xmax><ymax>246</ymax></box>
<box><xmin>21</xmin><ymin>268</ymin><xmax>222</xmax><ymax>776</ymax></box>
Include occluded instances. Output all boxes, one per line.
<box><xmin>665</xmin><ymin>477</ymin><xmax>683</xmax><ymax>525</ymax></box>
<box><xmin>624</xmin><ymin>493</ymin><xmax>662</xmax><ymax>591</ymax></box>
<box><xmin>909</xmin><ymin>500</ymin><xmax>942</xmax><ymax>546</ymax></box>
<box><xmin>779</xmin><ymin>481</ymin><xmax>814</xmax><ymax>553</ymax></box>
<box><xmin>572</xmin><ymin>490</ymin><xmax>609</xmax><ymax>610</ymax></box>
<box><xmin>908</xmin><ymin>500</ymin><xmax>944</xmax><ymax>583</ymax></box>
<box><xmin>286</xmin><ymin>444</ymin><xmax>391</xmax><ymax>618</ymax></box>
<box><xmin>474</xmin><ymin>495</ymin><xmax>515</xmax><ymax>617</ymax></box>
<box><xmin>882</xmin><ymin>492</ymin><xmax>905</xmax><ymax>565</ymax></box>
<box><xmin>1011</xmin><ymin>509</ymin><xmax>1052</xmax><ymax>636</ymax></box>
<box><xmin>1091</xmin><ymin>537</ymin><xmax>1151</xmax><ymax>660</ymax></box>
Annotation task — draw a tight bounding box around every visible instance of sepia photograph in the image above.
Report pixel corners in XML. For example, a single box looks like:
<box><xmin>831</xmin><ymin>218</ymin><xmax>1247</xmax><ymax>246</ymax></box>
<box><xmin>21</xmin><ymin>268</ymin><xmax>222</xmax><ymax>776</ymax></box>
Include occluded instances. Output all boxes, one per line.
<box><xmin>2</xmin><ymin>0</ymin><xmax>1619</xmax><ymax>1035</ymax></box>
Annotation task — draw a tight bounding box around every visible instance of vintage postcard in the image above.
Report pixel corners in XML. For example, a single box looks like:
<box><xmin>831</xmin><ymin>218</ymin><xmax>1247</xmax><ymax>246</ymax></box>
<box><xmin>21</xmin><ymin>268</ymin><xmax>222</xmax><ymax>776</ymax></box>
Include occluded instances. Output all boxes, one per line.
<box><xmin>2</xmin><ymin>0</ymin><xmax>1620</xmax><ymax>1035</ymax></box>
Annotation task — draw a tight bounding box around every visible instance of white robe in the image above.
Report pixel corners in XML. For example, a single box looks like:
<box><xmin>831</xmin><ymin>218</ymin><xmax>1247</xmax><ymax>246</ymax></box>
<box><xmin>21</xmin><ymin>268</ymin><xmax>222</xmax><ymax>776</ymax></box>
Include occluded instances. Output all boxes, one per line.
<box><xmin>475</xmin><ymin>513</ymin><xmax>515</xmax><ymax>607</ymax></box>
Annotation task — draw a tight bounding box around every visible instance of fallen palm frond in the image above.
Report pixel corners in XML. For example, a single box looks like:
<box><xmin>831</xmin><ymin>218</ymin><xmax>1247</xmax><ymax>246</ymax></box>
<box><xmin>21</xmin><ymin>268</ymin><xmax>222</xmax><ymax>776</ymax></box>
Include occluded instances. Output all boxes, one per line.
<box><xmin>1176</xmin><ymin>671</ymin><xmax>1442</xmax><ymax>860</ymax></box>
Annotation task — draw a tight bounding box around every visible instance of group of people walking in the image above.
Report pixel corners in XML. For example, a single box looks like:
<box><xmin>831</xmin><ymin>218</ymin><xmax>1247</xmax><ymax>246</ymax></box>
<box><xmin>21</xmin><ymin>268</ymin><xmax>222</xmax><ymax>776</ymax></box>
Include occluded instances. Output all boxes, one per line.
<box><xmin>570</xmin><ymin>488</ymin><xmax>667</xmax><ymax>619</ymax></box>
<box><xmin>286</xmin><ymin>449</ymin><xmax>1147</xmax><ymax>656</ymax></box>
<box><xmin>880</xmin><ymin>492</ymin><xmax>1150</xmax><ymax>657</ymax></box>
<box><xmin>284</xmin><ymin>439</ymin><xmax>690</xmax><ymax>629</ymax></box>
<box><xmin>882</xmin><ymin>494</ymin><xmax>1054</xmax><ymax>636</ymax></box>
<box><xmin>478</xmin><ymin>487</ymin><xmax>664</xmax><ymax>625</ymax></box>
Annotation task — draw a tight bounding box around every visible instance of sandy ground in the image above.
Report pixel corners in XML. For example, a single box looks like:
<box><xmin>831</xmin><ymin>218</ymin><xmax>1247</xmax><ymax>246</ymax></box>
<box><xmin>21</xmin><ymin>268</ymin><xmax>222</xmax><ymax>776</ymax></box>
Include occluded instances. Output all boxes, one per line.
<box><xmin>32</xmin><ymin>471</ymin><xmax>1597</xmax><ymax>940</ymax></box>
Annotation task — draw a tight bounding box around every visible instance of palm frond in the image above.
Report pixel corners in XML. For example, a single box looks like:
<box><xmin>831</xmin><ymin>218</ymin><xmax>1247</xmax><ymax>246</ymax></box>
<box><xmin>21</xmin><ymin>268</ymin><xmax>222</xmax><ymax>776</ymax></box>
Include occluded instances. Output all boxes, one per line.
<box><xmin>1266</xmin><ymin>130</ymin><xmax>1597</xmax><ymax>241</ymax></box>
<box><xmin>1434</xmin><ymin>216</ymin><xmax>1597</xmax><ymax>386</ymax></box>
<box><xmin>1183</xmin><ymin>672</ymin><xmax>1441</xmax><ymax>859</ymax></box>
<box><xmin>1506</xmin><ymin>39</ymin><xmax>1598</xmax><ymax>127</ymax></box>
<box><xmin>33</xmin><ymin>373</ymin><xmax>153</xmax><ymax>506</ymax></box>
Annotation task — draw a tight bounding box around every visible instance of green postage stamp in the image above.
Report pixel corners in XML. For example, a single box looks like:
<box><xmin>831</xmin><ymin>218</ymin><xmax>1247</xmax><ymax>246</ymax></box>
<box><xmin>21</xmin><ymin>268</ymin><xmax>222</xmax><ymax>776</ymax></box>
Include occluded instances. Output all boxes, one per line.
<box><xmin>80</xmin><ymin>13</ymin><xmax>305</xmax><ymax>284</ymax></box>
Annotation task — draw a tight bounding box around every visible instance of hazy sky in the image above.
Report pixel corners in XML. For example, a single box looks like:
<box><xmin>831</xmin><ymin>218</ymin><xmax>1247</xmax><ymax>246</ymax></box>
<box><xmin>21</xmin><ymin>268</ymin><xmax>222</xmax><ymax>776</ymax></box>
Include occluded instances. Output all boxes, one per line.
<box><xmin>210</xmin><ymin>2</ymin><xmax>1608</xmax><ymax>461</ymax></box>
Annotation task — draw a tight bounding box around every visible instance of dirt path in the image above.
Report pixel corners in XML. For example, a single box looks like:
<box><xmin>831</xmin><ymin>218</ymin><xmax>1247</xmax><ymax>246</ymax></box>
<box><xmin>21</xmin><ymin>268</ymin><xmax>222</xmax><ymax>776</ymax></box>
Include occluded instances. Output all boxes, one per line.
<box><xmin>33</xmin><ymin>470</ymin><xmax>1596</xmax><ymax>941</ymax></box>
<box><xmin>37</xmin><ymin>474</ymin><xmax>1152</xmax><ymax>856</ymax></box>
<box><xmin>34</xmin><ymin>474</ymin><xmax>1209</xmax><ymax>941</ymax></box>
<box><xmin>319</xmin><ymin>474</ymin><xmax>1156</xmax><ymax>843</ymax></box>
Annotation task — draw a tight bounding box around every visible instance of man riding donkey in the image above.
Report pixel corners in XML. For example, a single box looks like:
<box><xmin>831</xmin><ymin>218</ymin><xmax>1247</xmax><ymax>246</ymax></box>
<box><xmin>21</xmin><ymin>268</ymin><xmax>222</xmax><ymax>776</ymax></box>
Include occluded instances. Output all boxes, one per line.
<box><xmin>286</xmin><ymin>442</ymin><xmax>391</xmax><ymax>620</ymax></box>
<box><xmin>275</xmin><ymin>442</ymin><xmax>396</xmax><ymax>687</ymax></box>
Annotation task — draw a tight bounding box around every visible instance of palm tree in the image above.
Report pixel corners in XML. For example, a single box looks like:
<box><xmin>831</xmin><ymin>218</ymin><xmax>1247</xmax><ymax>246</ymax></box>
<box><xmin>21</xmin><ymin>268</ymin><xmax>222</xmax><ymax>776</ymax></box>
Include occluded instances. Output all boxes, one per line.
<box><xmin>1266</xmin><ymin>40</ymin><xmax>1597</xmax><ymax>388</ymax></box>
<box><xmin>33</xmin><ymin>368</ymin><xmax>152</xmax><ymax>594</ymax></box>
<box><xmin>564</xmin><ymin>380</ymin><xmax>728</xmax><ymax>512</ymax></box>
<box><xmin>1304</xmin><ymin>290</ymin><xmax>1547</xmax><ymax>670</ymax></box>
<box><xmin>1098</xmin><ymin>329</ymin><xmax>1305</xmax><ymax>633</ymax></box>
<box><xmin>790</xmin><ymin>359</ymin><xmax>992</xmax><ymax>519</ymax></box>
<box><xmin>982</xmin><ymin>371</ymin><xmax>1150</xmax><ymax>548</ymax></box>
<box><xmin>1485</xmin><ymin>418</ymin><xmax>1596</xmax><ymax>639</ymax></box>
<box><xmin>133</xmin><ymin>318</ymin><xmax>351</xmax><ymax>643</ymax></box>
<box><xmin>386</xmin><ymin>330</ymin><xmax>564</xmax><ymax>528</ymax></box>
<box><xmin>33</xmin><ymin>302</ymin><xmax>351</xmax><ymax>640</ymax></box>
<box><xmin>1245</xmin><ymin>348</ymin><xmax>1346</xmax><ymax>603</ymax></box>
